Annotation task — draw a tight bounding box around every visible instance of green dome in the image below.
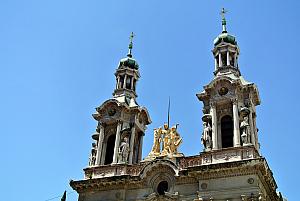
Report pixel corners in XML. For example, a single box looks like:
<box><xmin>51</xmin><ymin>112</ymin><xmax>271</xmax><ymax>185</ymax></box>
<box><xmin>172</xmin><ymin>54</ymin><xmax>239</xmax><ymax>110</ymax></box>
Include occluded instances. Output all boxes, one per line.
<box><xmin>213</xmin><ymin>32</ymin><xmax>237</xmax><ymax>46</ymax></box>
<box><xmin>119</xmin><ymin>56</ymin><xmax>139</xmax><ymax>69</ymax></box>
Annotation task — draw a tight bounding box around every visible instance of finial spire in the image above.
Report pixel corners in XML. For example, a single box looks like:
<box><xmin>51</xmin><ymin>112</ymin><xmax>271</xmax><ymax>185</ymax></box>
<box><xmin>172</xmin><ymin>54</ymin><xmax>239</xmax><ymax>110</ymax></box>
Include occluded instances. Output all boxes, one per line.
<box><xmin>167</xmin><ymin>96</ymin><xmax>171</xmax><ymax>129</ymax></box>
<box><xmin>220</xmin><ymin>8</ymin><xmax>227</xmax><ymax>33</ymax></box>
<box><xmin>127</xmin><ymin>32</ymin><xmax>135</xmax><ymax>58</ymax></box>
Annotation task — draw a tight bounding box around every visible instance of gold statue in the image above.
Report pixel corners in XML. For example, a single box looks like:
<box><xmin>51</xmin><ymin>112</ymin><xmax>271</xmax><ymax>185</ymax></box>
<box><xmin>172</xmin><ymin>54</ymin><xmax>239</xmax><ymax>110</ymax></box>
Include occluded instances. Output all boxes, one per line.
<box><xmin>149</xmin><ymin>127</ymin><xmax>162</xmax><ymax>156</ymax></box>
<box><xmin>161</xmin><ymin>123</ymin><xmax>171</xmax><ymax>156</ymax></box>
<box><xmin>146</xmin><ymin>123</ymin><xmax>183</xmax><ymax>160</ymax></box>
<box><xmin>169</xmin><ymin>125</ymin><xmax>182</xmax><ymax>155</ymax></box>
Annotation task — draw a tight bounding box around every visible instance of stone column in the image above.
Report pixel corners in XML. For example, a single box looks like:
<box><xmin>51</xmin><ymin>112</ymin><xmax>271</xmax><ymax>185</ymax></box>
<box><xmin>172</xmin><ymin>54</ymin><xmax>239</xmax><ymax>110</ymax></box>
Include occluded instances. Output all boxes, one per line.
<box><xmin>128</xmin><ymin>126</ymin><xmax>136</xmax><ymax>164</ymax></box>
<box><xmin>113</xmin><ymin>121</ymin><xmax>122</xmax><ymax>164</ymax></box>
<box><xmin>116</xmin><ymin>76</ymin><xmax>120</xmax><ymax>89</ymax></box>
<box><xmin>100</xmin><ymin>142</ymin><xmax>107</xmax><ymax>165</ymax></box>
<box><xmin>95</xmin><ymin>124</ymin><xmax>105</xmax><ymax>165</ymax></box>
<box><xmin>253</xmin><ymin>113</ymin><xmax>259</xmax><ymax>150</ymax></box>
<box><xmin>226</xmin><ymin>51</ymin><xmax>230</xmax><ymax>66</ymax></box>
<box><xmin>232</xmin><ymin>99</ymin><xmax>241</xmax><ymax>147</ymax></box>
<box><xmin>210</xmin><ymin>102</ymin><xmax>218</xmax><ymax>150</ymax></box>
<box><xmin>248</xmin><ymin>110</ymin><xmax>255</xmax><ymax>145</ymax></box>
<box><xmin>138</xmin><ymin>134</ymin><xmax>144</xmax><ymax>162</ymax></box>
<box><xmin>234</xmin><ymin>52</ymin><xmax>238</xmax><ymax>67</ymax></box>
<box><xmin>123</xmin><ymin>75</ymin><xmax>127</xmax><ymax>88</ymax></box>
<box><xmin>218</xmin><ymin>53</ymin><xmax>222</xmax><ymax>67</ymax></box>
<box><xmin>214</xmin><ymin>57</ymin><xmax>218</xmax><ymax>70</ymax></box>
<box><xmin>130</xmin><ymin>77</ymin><xmax>134</xmax><ymax>90</ymax></box>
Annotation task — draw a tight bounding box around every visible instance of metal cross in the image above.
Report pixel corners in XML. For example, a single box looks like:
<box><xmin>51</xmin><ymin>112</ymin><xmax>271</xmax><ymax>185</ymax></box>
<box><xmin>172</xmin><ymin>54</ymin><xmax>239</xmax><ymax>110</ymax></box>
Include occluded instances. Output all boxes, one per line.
<box><xmin>220</xmin><ymin>8</ymin><xmax>227</xmax><ymax>19</ymax></box>
<box><xmin>129</xmin><ymin>32</ymin><xmax>135</xmax><ymax>44</ymax></box>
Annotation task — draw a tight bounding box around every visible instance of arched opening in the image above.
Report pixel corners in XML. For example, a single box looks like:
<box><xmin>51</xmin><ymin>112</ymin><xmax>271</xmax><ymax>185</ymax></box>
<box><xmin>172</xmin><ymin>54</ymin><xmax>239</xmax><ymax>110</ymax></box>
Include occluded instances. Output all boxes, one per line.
<box><xmin>221</xmin><ymin>52</ymin><xmax>227</xmax><ymax>66</ymax></box>
<box><xmin>125</xmin><ymin>76</ymin><xmax>131</xmax><ymax>89</ymax></box>
<box><xmin>104</xmin><ymin>134</ymin><xmax>116</xmax><ymax>165</ymax></box>
<box><xmin>221</xmin><ymin>115</ymin><xmax>234</xmax><ymax>148</ymax></box>
<box><xmin>119</xmin><ymin>76</ymin><xmax>124</xmax><ymax>89</ymax></box>
<box><xmin>157</xmin><ymin>181</ymin><xmax>169</xmax><ymax>195</ymax></box>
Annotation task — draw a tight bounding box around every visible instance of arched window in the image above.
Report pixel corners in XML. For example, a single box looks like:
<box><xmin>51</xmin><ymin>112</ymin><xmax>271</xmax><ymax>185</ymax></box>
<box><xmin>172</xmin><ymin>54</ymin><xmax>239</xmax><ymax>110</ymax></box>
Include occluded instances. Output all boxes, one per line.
<box><xmin>221</xmin><ymin>115</ymin><xmax>234</xmax><ymax>148</ymax></box>
<box><xmin>104</xmin><ymin>134</ymin><xmax>116</xmax><ymax>165</ymax></box>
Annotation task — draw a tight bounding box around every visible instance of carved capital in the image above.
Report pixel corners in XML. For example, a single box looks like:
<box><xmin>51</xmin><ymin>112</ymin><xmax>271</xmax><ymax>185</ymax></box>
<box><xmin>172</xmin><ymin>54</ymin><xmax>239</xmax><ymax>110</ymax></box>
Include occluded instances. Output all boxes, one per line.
<box><xmin>231</xmin><ymin>98</ymin><xmax>238</xmax><ymax>105</ymax></box>
<box><xmin>209</xmin><ymin>101</ymin><xmax>216</xmax><ymax>108</ymax></box>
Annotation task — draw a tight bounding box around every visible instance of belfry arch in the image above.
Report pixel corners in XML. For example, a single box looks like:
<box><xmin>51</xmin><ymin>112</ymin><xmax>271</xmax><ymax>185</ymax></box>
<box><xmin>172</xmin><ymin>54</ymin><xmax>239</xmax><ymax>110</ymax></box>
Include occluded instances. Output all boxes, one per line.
<box><xmin>104</xmin><ymin>134</ymin><xmax>116</xmax><ymax>165</ymax></box>
<box><xmin>221</xmin><ymin>115</ymin><xmax>234</xmax><ymax>148</ymax></box>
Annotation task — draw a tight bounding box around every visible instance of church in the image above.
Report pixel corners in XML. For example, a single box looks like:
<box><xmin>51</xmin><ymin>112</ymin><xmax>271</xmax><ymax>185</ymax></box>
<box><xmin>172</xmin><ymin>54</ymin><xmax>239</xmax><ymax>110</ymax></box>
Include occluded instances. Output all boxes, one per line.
<box><xmin>70</xmin><ymin>10</ymin><xmax>286</xmax><ymax>201</ymax></box>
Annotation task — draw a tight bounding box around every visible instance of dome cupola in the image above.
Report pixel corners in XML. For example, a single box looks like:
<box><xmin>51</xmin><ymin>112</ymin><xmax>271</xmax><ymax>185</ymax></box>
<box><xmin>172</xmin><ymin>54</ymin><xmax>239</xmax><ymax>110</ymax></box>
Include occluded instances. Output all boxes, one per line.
<box><xmin>212</xmin><ymin>8</ymin><xmax>240</xmax><ymax>77</ymax></box>
<box><xmin>118</xmin><ymin>32</ymin><xmax>139</xmax><ymax>69</ymax></box>
<box><xmin>113</xmin><ymin>32</ymin><xmax>140</xmax><ymax>101</ymax></box>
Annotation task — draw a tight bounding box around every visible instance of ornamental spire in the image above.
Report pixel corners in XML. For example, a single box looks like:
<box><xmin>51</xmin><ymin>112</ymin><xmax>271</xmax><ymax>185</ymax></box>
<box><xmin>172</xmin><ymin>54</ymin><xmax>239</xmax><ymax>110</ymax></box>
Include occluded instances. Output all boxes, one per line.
<box><xmin>127</xmin><ymin>32</ymin><xmax>135</xmax><ymax>58</ymax></box>
<box><xmin>220</xmin><ymin>8</ymin><xmax>227</xmax><ymax>33</ymax></box>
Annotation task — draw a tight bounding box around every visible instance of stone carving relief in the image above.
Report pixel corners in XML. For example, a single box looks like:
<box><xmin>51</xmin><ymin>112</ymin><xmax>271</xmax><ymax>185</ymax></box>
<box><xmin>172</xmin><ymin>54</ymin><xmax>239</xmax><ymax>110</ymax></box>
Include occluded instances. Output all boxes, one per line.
<box><xmin>247</xmin><ymin>178</ymin><xmax>254</xmax><ymax>184</ymax></box>
<box><xmin>200</xmin><ymin>183</ymin><xmax>208</xmax><ymax>190</ymax></box>
<box><xmin>217</xmin><ymin>102</ymin><xmax>233</xmax><ymax>119</ymax></box>
<box><xmin>142</xmin><ymin>192</ymin><xmax>179</xmax><ymax>201</ymax></box>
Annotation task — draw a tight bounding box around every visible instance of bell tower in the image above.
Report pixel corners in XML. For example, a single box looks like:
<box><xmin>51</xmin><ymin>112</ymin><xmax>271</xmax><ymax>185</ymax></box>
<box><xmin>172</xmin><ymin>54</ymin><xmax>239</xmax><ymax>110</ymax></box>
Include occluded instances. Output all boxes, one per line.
<box><xmin>71</xmin><ymin>11</ymin><xmax>286</xmax><ymax>201</ymax></box>
<box><xmin>197</xmin><ymin>8</ymin><xmax>261</xmax><ymax>152</ymax></box>
<box><xmin>88</xmin><ymin>33</ymin><xmax>151</xmax><ymax>167</ymax></box>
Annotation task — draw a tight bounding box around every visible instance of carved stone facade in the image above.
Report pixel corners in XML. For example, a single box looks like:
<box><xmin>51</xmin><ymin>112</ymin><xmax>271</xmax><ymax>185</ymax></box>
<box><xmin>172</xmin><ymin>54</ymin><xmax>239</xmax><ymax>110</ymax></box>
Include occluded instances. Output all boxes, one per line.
<box><xmin>70</xmin><ymin>13</ymin><xmax>286</xmax><ymax>201</ymax></box>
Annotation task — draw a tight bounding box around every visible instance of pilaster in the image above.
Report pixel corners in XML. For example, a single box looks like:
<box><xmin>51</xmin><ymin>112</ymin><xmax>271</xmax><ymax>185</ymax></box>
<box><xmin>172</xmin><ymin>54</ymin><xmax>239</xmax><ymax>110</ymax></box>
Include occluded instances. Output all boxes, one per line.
<box><xmin>113</xmin><ymin>121</ymin><xmax>122</xmax><ymax>164</ymax></box>
<box><xmin>95</xmin><ymin>124</ymin><xmax>105</xmax><ymax>165</ymax></box>
<box><xmin>226</xmin><ymin>50</ymin><xmax>230</xmax><ymax>66</ymax></box>
<box><xmin>232</xmin><ymin>98</ymin><xmax>241</xmax><ymax>147</ymax></box>
<box><xmin>128</xmin><ymin>125</ymin><xmax>136</xmax><ymax>164</ymax></box>
<box><xmin>210</xmin><ymin>102</ymin><xmax>218</xmax><ymax>150</ymax></box>
<box><xmin>138</xmin><ymin>134</ymin><xmax>144</xmax><ymax>162</ymax></box>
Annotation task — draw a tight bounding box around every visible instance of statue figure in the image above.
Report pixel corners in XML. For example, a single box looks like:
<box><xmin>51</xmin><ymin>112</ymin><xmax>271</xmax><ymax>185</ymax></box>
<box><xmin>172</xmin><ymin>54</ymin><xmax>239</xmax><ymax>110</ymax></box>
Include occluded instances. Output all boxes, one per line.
<box><xmin>118</xmin><ymin>137</ymin><xmax>130</xmax><ymax>163</ymax></box>
<box><xmin>201</xmin><ymin>122</ymin><xmax>212</xmax><ymax>149</ymax></box>
<box><xmin>146</xmin><ymin>123</ymin><xmax>183</xmax><ymax>160</ymax></box>
<box><xmin>149</xmin><ymin>127</ymin><xmax>162</xmax><ymax>156</ymax></box>
<box><xmin>240</xmin><ymin>116</ymin><xmax>250</xmax><ymax>144</ymax></box>
<box><xmin>169</xmin><ymin>125</ymin><xmax>183</xmax><ymax>155</ymax></box>
<box><xmin>89</xmin><ymin>143</ymin><xmax>97</xmax><ymax>166</ymax></box>
<box><xmin>161</xmin><ymin>123</ymin><xmax>171</xmax><ymax>156</ymax></box>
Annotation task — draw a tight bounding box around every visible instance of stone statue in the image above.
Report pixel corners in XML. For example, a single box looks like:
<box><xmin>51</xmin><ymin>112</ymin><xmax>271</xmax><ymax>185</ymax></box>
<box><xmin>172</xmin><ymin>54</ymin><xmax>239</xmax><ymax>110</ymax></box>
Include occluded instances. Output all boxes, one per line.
<box><xmin>149</xmin><ymin>127</ymin><xmax>162</xmax><ymax>156</ymax></box>
<box><xmin>240</xmin><ymin>116</ymin><xmax>250</xmax><ymax>145</ymax></box>
<box><xmin>118</xmin><ymin>137</ymin><xmax>130</xmax><ymax>163</ymax></box>
<box><xmin>201</xmin><ymin>122</ymin><xmax>212</xmax><ymax>149</ymax></box>
<box><xmin>89</xmin><ymin>143</ymin><xmax>97</xmax><ymax>166</ymax></box>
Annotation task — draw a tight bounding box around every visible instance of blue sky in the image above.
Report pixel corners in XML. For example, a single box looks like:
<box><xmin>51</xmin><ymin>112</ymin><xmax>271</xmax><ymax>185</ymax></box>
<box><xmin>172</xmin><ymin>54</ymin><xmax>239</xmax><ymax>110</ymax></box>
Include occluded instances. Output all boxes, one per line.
<box><xmin>0</xmin><ymin>0</ymin><xmax>299</xmax><ymax>200</ymax></box>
